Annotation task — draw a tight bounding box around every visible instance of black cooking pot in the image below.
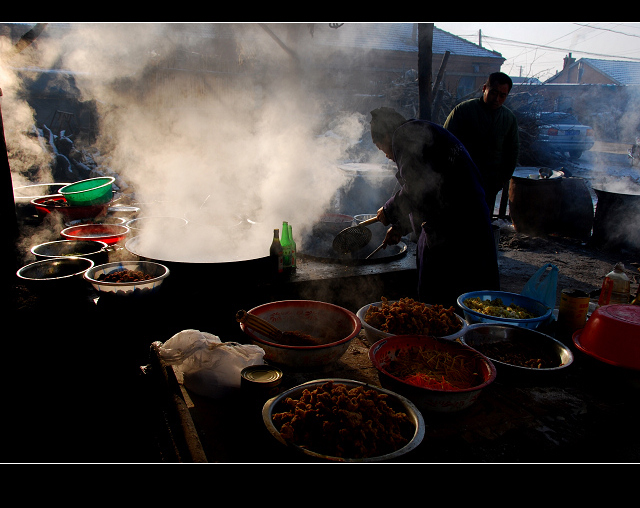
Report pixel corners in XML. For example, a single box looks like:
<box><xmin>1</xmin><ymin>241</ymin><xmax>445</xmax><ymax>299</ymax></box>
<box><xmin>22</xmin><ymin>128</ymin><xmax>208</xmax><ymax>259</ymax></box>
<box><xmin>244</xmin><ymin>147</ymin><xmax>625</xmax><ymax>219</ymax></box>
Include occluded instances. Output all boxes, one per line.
<box><xmin>125</xmin><ymin>235</ymin><xmax>271</xmax><ymax>289</ymax></box>
<box><xmin>591</xmin><ymin>187</ymin><xmax>640</xmax><ymax>252</ymax></box>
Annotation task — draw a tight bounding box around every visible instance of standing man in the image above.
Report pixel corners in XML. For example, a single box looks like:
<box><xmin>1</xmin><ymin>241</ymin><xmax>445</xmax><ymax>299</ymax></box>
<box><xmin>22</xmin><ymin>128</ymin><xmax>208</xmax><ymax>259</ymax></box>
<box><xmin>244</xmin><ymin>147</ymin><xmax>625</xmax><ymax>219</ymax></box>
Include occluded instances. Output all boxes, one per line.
<box><xmin>371</xmin><ymin>107</ymin><xmax>500</xmax><ymax>309</ymax></box>
<box><xmin>443</xmin><ymin>72</ymin><xmax>519</xmax><ymax>216</ymax></box>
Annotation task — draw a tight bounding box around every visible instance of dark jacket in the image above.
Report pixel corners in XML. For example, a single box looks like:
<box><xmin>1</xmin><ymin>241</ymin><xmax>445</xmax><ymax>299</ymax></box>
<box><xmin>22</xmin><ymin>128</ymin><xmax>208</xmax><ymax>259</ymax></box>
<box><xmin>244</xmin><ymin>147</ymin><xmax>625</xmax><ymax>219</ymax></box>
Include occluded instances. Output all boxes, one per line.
<box><xmin>383</xmin><ymin>119</ymin><xmax>500</xmax><ymax>307</ymax></box>
<box><xmin>443</xmin><ymin>98</ymin><xmax>519</xmax><ymax>199</ymax></box>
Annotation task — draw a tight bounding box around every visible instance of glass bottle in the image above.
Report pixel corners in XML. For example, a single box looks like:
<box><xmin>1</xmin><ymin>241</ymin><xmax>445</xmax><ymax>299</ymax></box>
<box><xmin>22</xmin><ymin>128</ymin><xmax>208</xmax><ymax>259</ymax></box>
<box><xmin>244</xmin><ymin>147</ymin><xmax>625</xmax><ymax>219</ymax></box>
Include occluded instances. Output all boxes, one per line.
<box><xmin>288</xmin><ymin>223</ymin><xmax>297</xmax><ymax>272</ymax></box>
<box><xmin>281</xmin><ymin>221</ymin><xmax>292</xmax><ymax>275</ymax></box>
<box><xmin>269</xmin><ymin>228</ymin><xmax>283</xmax><ymax>279</ymax></box>
<box><xmin>598</xmin><ymin>262</ymin><xmax>630</xmax><ymax>306</ymax></box>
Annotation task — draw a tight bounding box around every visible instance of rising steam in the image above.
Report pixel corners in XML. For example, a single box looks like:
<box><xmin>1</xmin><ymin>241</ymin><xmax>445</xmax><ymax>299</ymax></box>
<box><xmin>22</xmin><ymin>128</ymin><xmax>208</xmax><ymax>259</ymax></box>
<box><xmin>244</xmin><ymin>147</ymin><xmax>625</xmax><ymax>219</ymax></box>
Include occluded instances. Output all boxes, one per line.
<box><xmin>4</xmin><ymin>23</ymin><xmax>371</xmax><ymax>261</ymax></box>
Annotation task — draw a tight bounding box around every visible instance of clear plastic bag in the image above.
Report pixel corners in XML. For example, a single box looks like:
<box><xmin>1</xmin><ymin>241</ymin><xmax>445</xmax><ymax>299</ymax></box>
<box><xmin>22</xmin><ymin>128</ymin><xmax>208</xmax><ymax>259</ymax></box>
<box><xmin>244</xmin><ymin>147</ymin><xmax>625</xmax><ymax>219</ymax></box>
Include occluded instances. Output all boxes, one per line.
<box><xmin>521</xmin><ymin>263</ymin><xmax>558</xmax><ymax>310</ymax></box>
<box><xmin>159</xmin><ymin>329</ymin><xmax>265</xmax><ymax>399</ymax></box>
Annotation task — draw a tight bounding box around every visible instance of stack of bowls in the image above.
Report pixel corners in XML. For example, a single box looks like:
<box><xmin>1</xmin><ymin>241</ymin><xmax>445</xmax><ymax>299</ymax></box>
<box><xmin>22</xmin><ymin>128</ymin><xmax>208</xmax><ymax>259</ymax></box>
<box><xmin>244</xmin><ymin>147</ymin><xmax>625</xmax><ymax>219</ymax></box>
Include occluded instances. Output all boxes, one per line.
<box><xmin>31</xmin><ymin>194</ymin><xmax>109</xmax><ymax>222</ymax></box>
<box><xmin>27</xmin><ymin>177</ymin><xmax>116</xmax><ymax>225</ymax></box>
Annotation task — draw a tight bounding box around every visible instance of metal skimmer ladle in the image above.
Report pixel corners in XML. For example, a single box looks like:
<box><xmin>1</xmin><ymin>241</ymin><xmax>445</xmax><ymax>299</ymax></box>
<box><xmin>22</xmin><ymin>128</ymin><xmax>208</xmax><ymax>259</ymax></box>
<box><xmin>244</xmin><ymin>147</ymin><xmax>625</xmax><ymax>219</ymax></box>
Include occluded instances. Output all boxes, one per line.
<box><xmin>332</xmin><ymin>216</ymin><xmax>379</xmax><ymax>254</ymax></box>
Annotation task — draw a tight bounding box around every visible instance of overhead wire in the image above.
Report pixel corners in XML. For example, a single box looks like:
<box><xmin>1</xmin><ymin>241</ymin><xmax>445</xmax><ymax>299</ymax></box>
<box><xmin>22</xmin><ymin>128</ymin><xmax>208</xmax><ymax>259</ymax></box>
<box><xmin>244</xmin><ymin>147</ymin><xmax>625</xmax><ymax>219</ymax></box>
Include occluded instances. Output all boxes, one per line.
<box><xmin>441</xmin><ymin>23</ymin><xmax>640</xmax><ymax>79</ymax></box>
<box><xmin>480</xmin><ymin>35</ymin><xmax>640</xmax><ymax>61</ymax></box>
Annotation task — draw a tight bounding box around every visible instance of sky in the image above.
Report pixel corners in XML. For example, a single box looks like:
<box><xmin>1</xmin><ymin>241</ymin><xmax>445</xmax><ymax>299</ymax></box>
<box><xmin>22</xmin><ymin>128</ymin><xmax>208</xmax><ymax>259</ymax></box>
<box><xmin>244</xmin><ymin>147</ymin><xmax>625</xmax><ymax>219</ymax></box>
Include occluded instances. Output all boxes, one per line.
<box><xmin>434</xmin><ymin>22</ymin><xmax>640</xmax><ymax>81</ymax></box>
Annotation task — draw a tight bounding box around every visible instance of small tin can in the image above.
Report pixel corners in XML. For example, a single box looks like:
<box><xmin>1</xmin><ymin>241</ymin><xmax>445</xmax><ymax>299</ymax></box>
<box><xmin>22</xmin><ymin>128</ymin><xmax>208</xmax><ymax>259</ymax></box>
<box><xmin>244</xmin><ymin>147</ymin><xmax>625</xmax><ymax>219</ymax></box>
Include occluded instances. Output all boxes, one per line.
<box><xmin>557</xmin><ymin>288</ymin><xmax>590</xmax><ymax>336</ymax></box>
<box><xmin>241</xmin><ymin>365</ymin><xmax>283</xmax><ymax>399</ymax></box>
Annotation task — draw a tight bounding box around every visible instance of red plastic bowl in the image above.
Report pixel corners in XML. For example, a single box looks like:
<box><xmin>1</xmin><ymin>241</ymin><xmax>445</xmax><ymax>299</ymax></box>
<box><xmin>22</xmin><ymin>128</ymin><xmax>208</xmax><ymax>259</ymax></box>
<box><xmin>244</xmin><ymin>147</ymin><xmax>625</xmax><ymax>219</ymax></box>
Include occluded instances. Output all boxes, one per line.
<box><xmin>369</xmin><ymin>334</ymin><xmax>496</xmax><ymax>413</ymax></box>
<box><xmin>573</xmin><ymin>304</ymin><xmax>640</xmax><ymax>370</ymax></box>
<box><xmin>60</xmin><ymin>224</ymin><xmax>130</xmax><ymax>246</ymax></box>
<box><xmin>31</xmin><ymin>194</ymin><xmax>108</xmax><ymax>221</ymax></box>
<box><xmin>239</xmin><ymin>300</ymin><xmax>361</xmax><ymax>370</ymax></box>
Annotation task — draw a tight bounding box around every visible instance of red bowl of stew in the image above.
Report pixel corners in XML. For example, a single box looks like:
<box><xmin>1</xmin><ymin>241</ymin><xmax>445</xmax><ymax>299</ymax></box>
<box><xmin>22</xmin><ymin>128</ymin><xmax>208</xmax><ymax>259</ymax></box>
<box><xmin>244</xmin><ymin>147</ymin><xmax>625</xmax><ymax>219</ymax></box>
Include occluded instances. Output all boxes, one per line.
<box><xmin>369</xmin><ymin>334</ymin><xmax>496</xmax><ymax>413</ymax></box>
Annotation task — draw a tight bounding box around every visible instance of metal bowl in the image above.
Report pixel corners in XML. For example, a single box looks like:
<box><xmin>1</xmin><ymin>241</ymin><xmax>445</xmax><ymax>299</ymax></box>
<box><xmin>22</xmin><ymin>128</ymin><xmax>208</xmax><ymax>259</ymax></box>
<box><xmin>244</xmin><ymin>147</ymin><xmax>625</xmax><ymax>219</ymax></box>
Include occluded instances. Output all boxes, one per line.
<box><xmin>356</xmin><ymin>300</ymin><xmax>466</xmax><ymax>345</ymax></box>
<box><xmin>457</xmin><ymin>290</ymin><xmax>552</xmax><ymax>330</ymax></box>
<box><xmin>16</xmin><ymin>257</ymin><xmax>94</xmax><ymax>295</ymax></box>
<box><xmin>239</xmin><ymin>300</ymin><xmax>361</xmax><ymax>370</ymax></box>
<box><xmin>262</xmin><ymin>378</ymin><xmax>424</xmax><ymax>462</ymax></box>
<box><xmin>84</xmin><ymin>260</ymin><xmax>169</xmax><ymax>297</ymax></box>
<box><xmin>64</xmin><ymin>216</ymin><xmax>127</xmax><ymax>227</ymax></box>
<box><xmin>369</xmin><ymin>334</ymin><xmax>496</xmax><ymax>413</ymax></box>
<box><xmin>459</xmin><ymin>323</ymin><xmax>574</xmax><ymax>374</ymax></box>
<box><xmin>31</xmin><ymin>239</ymin><xmax>109</xmax><ymax>265</ymax></box>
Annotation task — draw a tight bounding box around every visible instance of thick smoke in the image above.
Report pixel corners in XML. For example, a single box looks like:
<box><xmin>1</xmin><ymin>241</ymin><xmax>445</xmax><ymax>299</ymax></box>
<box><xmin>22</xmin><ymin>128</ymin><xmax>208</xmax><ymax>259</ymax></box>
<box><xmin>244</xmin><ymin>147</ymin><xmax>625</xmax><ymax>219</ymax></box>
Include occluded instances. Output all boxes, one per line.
<box><xmin>6</xmin><ymin>23</ymin><xmax>370</xmax><ymax>261</ymax></box>
<box><xmin>0</xmin><ymin>36</ymin><xmax>52</xmax><ymax>185</ymax></box>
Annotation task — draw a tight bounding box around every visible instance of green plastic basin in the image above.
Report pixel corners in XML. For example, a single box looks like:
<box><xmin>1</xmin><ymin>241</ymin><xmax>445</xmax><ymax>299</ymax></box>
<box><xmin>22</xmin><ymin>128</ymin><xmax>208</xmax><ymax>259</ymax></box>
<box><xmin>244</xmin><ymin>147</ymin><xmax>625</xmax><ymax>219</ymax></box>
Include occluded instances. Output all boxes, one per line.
<box><xmin>59</xmin><ymin>177</ymin><xmax>115</xmax><ymax>206</ymax></box>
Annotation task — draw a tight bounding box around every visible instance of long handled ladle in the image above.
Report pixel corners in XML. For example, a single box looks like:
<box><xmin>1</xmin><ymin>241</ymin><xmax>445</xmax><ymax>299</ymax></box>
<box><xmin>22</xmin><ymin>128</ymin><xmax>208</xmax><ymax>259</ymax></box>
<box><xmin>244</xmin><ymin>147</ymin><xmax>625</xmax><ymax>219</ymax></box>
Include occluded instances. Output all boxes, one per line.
<box><xmin>236</xmin><ymin>310</ymin><xmax>321</xmax><ymax>347</ymax></box>
<box><xmin>365</xmin><ymin>241</ymin><xmax>387</xmax><ymax>260</ymax></box>
<box><xmin>332</xmin><ymin>216</ymin><xmax>379</xmax><ymax>254</ymax></box>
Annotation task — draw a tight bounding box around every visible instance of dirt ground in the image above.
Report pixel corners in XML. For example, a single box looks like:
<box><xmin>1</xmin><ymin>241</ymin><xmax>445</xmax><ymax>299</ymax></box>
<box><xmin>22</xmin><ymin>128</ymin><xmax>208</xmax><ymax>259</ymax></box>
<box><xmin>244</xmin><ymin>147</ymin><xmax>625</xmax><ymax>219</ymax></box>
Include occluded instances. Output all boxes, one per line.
<box><xmin>496</xmin><ymin>223</ymin><xmax>639</xmax><ymax>306</ymax></box>
<box><xmin>495</xmin><ymin>140</ymin><xmax>639</xmax><ymax>303</ymax></box>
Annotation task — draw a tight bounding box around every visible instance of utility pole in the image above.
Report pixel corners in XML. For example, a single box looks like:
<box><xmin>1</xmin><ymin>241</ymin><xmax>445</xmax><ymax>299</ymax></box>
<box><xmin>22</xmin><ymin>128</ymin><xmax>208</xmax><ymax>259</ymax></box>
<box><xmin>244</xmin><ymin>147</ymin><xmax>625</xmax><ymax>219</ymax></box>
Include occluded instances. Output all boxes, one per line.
<box><xmin>418</xmin><ymin>23</ymin><xmax>434</xmax><ymax>121</ymax></box>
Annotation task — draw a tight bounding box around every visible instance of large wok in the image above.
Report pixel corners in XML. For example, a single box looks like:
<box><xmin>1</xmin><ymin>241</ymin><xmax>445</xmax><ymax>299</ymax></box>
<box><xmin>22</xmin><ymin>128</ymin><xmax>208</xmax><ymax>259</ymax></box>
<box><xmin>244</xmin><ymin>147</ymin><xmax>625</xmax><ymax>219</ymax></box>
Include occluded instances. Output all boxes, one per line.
<box><xmin>125</xmin><ymin>234</ymin><xmax>271</xmax><ymax>289</ymax></box>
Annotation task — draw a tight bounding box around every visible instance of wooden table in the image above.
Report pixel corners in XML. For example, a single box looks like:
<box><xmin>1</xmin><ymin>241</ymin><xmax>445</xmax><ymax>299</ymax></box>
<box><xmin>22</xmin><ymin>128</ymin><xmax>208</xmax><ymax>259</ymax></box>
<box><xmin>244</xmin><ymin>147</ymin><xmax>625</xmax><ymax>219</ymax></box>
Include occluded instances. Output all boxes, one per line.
<box><xmin>143</xmin><ymin>329</ymin><xmax>640</xmax><ymax>463</ymax></box>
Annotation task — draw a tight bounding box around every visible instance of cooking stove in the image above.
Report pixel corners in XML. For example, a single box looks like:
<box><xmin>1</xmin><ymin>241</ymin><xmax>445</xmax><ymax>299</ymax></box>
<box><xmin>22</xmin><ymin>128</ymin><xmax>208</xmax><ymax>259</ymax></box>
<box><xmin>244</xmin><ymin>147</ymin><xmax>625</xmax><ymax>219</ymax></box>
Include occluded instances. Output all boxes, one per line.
<box><xmin>299</xmin><ymin>233</ymin><xmax>408</xmax><ymax>266</ymax></box>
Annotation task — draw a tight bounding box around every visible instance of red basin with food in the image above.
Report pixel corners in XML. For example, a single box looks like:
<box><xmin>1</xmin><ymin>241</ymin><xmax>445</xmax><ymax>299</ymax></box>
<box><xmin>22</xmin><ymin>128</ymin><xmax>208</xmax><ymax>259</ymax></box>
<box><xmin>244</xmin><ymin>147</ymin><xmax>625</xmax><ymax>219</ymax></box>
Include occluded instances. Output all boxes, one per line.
<box><xmin>369</xmin><ymin>334</ymin><xmax>496</xmax><ymax>413</ymax></box>
<box><xmin>60</xmin><ymin>224</ymin><xmax>130</xmax><ymax>245</ymax></box>
<box><xmin>573</xmin><ymin>304</ymin><xmax>640</xmax><ymax>370</ymax></box>
<box><xmin>31</xmin><ymin>194</ymin><xmax>109</xmax><ymax>221</ymax></box>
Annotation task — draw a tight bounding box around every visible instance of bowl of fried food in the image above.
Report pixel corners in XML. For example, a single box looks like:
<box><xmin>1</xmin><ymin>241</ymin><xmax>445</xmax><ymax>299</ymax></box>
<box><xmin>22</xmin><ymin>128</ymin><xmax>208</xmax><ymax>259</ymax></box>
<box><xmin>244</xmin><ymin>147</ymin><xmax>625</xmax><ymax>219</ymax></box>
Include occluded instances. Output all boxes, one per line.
<box><xmin>369</xmin><ymin>334</ymin><xmax>496</xmax><ymax>413</ymax></box>
<box><xmin>457</xmin><ymin>290</ymin><xmax>552</xmax><ymax>330</ymax></box>
<box><xmin>263</xmin><ymin>379</ymin><xmax>424</xmax><ymax>462</ymax></box>
<box><xmin>459</xmin><ymin>323</ymin><xmax>573</xmax><ymax>375</ymax></box>
<box><xmin>357</xmin><ymin>297</ymin><xmax>466</xmax><ymax>345</ymax></box>
<box><xmin>238</xmin><ymin>300</ymin><xmax>361</xmax><ymax>370</ymax></box>
<box><xmin>84</xmin><ymin>260</ymin><xmax>169</xmax><ymax>297</ymax></box>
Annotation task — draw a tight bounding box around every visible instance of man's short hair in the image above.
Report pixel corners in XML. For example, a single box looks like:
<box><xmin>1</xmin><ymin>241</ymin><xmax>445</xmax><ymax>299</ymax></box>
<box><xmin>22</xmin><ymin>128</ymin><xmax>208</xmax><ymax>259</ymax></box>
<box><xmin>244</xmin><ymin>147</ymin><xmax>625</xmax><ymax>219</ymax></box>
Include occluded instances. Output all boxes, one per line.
<box><xmin>486</xmin><ymin>72</ymin><xmax>513</xmax><ymax>92</ymax></box>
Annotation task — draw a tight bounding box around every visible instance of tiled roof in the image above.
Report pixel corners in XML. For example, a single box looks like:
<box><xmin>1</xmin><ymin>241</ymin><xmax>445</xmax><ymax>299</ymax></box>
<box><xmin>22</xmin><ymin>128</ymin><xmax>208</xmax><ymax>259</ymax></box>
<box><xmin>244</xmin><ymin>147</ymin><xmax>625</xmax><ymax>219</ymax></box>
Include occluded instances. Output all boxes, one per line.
<box><xmin>581</xmin><ymin>58</ymin><xmax>640</xmax><ymax>85</ymax></box>
<box><xmin>10</xmin><ymin>22</ymin><xmax>503</xmax><ymax>62</ymax></box>
<box><xmin>306</xmin><ymin>22</ymin><xmax>504</xmax><ymax>60</ymax></box>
